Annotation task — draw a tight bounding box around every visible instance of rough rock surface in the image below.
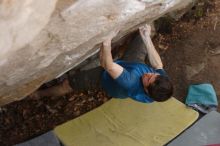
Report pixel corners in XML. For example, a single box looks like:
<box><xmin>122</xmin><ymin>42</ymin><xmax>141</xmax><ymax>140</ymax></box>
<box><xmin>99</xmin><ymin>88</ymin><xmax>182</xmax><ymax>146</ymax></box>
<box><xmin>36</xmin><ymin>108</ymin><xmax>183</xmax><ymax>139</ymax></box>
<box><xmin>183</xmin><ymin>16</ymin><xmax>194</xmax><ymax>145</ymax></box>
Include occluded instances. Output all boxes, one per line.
<box><xmin>0</xmin><ymin>0</ymin><xmax>195</xmax><ymax>105</ymax></box>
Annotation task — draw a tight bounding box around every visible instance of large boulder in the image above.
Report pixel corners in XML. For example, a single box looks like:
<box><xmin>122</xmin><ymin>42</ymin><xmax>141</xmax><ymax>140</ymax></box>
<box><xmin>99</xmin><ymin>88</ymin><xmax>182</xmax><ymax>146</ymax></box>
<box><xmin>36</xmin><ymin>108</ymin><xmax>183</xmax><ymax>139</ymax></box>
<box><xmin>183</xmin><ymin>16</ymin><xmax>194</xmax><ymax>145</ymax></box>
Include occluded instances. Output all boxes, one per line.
<box><xmin>0</xmin><ymin>0</ymin><xmax>195</xmax><ymax>105</ymax></box>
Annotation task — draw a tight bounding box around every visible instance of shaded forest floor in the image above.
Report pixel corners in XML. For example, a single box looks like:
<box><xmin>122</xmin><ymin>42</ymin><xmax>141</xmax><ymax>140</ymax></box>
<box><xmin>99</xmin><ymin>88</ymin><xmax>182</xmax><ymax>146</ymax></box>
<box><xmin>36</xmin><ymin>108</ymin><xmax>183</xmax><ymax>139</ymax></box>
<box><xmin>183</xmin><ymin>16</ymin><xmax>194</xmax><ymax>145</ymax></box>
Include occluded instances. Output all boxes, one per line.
<box><xmin>1</xmin><ymin>0</ymin><xmax>220</xmax><ymax>145</ymax></box>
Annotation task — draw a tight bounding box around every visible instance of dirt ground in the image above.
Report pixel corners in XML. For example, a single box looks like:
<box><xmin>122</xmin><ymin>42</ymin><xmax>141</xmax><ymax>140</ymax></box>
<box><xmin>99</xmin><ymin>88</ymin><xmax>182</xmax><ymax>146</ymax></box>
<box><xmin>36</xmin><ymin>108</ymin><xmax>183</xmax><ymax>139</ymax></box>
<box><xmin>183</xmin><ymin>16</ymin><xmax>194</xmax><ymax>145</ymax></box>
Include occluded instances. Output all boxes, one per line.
<box><xmin>0</xmin><ymin>0</ymin><xmax>220</xmax><ymax>145</ymax></box>
<box><xmin>155</xmin><ymin>0</ymin><xmax>220</xmax><ymax>104</ymax></box>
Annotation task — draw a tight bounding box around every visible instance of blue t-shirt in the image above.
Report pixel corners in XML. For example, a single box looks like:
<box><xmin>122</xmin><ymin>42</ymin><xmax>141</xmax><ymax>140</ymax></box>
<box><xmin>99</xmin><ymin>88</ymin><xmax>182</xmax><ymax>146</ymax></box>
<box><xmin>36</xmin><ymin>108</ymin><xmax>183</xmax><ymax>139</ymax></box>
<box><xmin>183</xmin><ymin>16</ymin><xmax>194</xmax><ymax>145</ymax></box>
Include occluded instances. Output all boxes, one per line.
<box><xmin>101</xmin><ymin>60</ymin><xmax>167</xmax><ymax>103</ymax></box>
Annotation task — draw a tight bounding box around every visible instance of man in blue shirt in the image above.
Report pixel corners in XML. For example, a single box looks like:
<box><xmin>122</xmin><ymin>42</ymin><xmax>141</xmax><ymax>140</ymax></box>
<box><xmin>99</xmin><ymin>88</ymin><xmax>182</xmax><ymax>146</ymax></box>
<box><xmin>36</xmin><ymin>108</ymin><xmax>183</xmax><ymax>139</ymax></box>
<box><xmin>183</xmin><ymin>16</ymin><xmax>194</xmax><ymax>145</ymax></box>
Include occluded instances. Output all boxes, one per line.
<box><xmin>100</xmin><ymin>25</ymin><xmax>173</xmax><ymax>103</ymax></box>
<box><xmin>30</xmin><ymin>25</ymin><xmax>173</xmax><ymax>103</ymax></box>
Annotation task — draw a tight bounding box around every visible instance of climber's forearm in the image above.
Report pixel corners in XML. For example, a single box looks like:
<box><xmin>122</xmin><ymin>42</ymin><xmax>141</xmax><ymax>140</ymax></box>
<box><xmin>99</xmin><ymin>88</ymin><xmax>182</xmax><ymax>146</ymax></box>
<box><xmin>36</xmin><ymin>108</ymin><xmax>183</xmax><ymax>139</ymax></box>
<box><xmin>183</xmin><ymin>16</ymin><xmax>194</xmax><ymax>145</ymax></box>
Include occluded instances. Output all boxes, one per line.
<box><xmin>141</xmin><ymin>34</ymin><xmax>163</xmax><ymax>69</ymax></box>
<box><xmin>100</xmin><ymin>44</ymin><xmax>113</xmax><ymax>69</ymax></box>
<box><xmin>100</xmin><ymin>42</ymin><xmax>123</xmax><ymax>79</ymax></box>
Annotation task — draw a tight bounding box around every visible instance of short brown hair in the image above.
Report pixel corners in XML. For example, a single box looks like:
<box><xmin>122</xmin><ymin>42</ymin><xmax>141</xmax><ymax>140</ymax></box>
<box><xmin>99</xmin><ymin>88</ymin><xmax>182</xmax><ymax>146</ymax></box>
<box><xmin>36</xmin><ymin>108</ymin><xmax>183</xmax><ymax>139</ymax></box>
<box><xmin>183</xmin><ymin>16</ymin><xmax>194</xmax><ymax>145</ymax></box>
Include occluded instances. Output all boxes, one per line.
<box><xmin>148</xmin><ymin>75</ymin><xmax>173</xmax><ymax>102</ymax></box>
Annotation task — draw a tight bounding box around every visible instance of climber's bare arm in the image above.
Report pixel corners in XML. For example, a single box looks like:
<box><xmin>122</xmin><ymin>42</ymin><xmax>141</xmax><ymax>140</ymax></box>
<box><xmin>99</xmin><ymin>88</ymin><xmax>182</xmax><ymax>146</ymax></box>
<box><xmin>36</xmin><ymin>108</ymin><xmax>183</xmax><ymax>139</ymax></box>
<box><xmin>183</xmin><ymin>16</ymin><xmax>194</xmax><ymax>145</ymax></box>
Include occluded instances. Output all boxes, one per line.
<box><xmin>100</xmin><ymin>30</ymin><xmax>123</xmax><ymax>79</ymax></box>
<box><xmin>139</xmin><ymin>25</ymin><xmax>163</xmax><ymax>69</ymax></box>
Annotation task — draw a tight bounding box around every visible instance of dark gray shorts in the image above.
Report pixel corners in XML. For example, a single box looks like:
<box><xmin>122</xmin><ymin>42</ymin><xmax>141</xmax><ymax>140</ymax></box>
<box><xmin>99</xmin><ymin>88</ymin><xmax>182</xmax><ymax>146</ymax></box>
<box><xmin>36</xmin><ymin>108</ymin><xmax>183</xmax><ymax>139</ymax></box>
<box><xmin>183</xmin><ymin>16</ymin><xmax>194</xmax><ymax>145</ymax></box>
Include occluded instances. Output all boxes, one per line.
<box><xmin>68</xmin><ymin>67</ymin><xmax>103</xmax><ymax>91</ymax></box>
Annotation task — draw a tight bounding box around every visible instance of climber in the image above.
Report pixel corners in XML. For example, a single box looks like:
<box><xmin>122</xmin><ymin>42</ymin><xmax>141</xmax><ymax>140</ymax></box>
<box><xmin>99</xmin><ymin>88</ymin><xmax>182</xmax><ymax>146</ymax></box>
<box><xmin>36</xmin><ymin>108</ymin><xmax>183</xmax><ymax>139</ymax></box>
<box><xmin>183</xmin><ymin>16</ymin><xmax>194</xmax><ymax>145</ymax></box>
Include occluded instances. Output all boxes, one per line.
<box><xmin>30</xmin><ymin>24</ymin><xmax>173</xmax><ymax>103</ymax></box>
<box><xmin>99</xmin><ymin>24</ymin><xmax>173</xmax><ymax>102</ymax></box>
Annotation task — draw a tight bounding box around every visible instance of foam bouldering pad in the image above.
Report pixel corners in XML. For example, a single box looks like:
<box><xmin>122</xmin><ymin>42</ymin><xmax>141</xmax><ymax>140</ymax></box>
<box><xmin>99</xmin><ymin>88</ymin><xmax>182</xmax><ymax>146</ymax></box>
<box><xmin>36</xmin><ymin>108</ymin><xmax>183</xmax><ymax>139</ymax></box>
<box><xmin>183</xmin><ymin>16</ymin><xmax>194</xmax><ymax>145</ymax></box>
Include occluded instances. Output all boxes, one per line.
<box><xmin>15</xmin><ymin>131</ymin><xmax>60</xmax><ymax>146</ymax></box>
<box><xmin>168</xmin><ymin>111</ymin><xmax>220</xmax><ymax>146</ymax></box>
<box><xmin>54</xmin><ymin>98</ymin><xmax>198</xmax><ymax>146</ymax></box>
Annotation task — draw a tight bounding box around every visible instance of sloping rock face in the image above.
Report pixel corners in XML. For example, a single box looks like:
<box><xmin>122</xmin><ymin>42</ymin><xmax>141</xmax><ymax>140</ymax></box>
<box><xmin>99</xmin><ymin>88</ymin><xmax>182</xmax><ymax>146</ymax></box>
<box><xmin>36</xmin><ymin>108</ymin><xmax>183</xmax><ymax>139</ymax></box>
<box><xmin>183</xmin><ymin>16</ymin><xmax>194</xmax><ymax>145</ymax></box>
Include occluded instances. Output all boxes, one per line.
<box><xmin>0</xmin><ymin>0</ymin><xmax>195</xmax><ymax>105</ymax></box>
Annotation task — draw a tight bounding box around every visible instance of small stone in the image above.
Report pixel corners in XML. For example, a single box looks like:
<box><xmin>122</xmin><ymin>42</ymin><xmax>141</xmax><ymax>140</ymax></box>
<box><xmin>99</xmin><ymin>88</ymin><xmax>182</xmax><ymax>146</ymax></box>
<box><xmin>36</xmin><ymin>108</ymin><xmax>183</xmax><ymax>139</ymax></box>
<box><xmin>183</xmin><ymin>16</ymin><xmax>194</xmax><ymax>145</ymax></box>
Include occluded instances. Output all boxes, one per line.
<box><xmin>68</xmin><ymin>96</ymin><xmax>76</xmax><ymax>101</ymax></box>
<box><xmin>158</xmin><ymin>44</ymin><xmax>169</xmax><ymax>50</ymax></box>
<box><xmin>186</xmin><ymin>63</ymin><xmax>205</xmax><ymax>80</ymax></box>
<box><xmin>46</xmin><ymin>105</ymin><xmax>57</xmax><ymax>114</ymax></box>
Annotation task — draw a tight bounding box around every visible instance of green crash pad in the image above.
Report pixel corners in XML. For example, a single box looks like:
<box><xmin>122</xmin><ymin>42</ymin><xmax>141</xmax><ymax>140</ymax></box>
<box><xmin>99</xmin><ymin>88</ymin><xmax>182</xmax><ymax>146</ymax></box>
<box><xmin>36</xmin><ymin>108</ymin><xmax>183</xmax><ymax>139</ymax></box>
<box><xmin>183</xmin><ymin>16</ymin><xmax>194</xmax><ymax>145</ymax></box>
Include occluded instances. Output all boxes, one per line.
<box><xmin>54</xmin><ymin>98</ymin><xmax>198</xmax><ymax>146</ymax></box>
